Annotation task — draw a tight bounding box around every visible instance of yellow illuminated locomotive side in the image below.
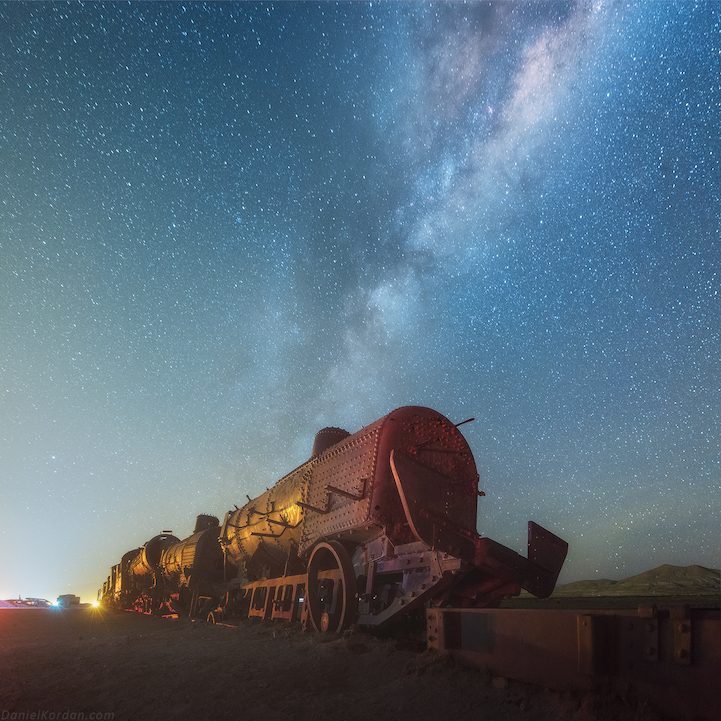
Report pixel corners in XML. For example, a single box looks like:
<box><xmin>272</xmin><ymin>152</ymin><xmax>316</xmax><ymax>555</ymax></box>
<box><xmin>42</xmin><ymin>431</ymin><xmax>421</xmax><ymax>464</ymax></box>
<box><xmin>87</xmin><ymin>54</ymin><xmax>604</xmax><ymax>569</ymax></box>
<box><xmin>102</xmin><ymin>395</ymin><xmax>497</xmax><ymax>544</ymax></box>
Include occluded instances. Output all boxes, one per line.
<box><xmin>98</xmin><ymin>406</ymin><xmax>568</xmax><ymax>631</ymax></box>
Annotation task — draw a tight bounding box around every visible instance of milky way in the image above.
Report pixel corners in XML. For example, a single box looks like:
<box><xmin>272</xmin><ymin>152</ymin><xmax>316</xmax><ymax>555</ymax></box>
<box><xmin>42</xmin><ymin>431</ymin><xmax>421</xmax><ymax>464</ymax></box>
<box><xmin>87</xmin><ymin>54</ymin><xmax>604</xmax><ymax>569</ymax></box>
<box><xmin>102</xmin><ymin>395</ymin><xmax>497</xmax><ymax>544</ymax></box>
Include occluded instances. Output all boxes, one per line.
<box><xmin>1</xmin><ymin>2</ymin><xmax>718</xmax><ymax>602</ymax></box>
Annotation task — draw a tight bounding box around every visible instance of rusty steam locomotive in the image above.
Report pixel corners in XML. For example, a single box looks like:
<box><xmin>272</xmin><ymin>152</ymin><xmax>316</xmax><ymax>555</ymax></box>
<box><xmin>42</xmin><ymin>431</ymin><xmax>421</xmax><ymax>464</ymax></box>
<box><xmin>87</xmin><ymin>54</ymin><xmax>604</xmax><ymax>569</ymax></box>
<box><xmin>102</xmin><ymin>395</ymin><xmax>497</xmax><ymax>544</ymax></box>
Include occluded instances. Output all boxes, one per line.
<box><xmin>98</xmin><ymin>406</ymin><xmax>568</xmax><ymax>632</ymax></box>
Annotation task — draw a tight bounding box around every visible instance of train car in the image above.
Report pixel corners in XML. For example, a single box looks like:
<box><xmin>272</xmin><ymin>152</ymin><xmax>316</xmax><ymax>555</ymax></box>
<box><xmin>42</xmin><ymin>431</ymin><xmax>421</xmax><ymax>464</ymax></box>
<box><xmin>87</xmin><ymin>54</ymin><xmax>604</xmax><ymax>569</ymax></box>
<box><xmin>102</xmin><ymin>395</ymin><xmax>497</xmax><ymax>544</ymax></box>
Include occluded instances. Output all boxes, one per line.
<box><xmin>99</xmin><ymin>406</ymin><xmax>568</xmax><ymax>632</ymax></box>
<box><xmin>217</xmin><ymin>406</ymin><xmax>568</xmax><ymax>632</ymax></box>
<box><xmin>158</xmin><ymin>515</ymin><xmax>226</xmax><ymax>616</ymax></box>
<box><xmin>98</xmin><ymin>533</ymin><xmax>179</xmax><ymax>611</ymax></box>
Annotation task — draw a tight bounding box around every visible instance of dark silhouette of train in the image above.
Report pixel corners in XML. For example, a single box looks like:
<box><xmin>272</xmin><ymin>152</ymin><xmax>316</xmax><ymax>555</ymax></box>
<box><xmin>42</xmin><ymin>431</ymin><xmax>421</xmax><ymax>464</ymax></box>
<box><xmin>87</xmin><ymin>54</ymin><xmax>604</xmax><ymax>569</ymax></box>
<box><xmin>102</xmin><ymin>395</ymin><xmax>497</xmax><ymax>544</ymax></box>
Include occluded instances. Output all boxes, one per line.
<box><xmin>98</xmin><ymin>406</ymin><xmax>568</xmax><ymax>632</ymax></box>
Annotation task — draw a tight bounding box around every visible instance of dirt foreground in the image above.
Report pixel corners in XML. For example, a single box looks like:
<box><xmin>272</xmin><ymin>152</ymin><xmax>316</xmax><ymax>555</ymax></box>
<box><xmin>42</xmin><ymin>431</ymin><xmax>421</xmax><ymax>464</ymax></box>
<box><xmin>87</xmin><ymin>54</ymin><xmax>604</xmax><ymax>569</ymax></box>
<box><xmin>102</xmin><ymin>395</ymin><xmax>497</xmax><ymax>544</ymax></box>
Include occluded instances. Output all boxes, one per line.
<box><xmin>0</xmin><ymin>609</ymin><xmax>662</xmax><ymax>721</ymax></box>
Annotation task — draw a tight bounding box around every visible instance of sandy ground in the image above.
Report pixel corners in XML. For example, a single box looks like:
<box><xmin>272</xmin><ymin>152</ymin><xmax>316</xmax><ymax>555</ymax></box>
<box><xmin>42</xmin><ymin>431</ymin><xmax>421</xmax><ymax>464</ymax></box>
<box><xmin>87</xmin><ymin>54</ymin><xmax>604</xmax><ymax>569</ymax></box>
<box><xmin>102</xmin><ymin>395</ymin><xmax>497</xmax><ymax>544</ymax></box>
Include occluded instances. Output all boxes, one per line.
<box><xmin>0</xmin><ymin>609</ymin><xmax>669</xmax><ymax>721</ymax></box>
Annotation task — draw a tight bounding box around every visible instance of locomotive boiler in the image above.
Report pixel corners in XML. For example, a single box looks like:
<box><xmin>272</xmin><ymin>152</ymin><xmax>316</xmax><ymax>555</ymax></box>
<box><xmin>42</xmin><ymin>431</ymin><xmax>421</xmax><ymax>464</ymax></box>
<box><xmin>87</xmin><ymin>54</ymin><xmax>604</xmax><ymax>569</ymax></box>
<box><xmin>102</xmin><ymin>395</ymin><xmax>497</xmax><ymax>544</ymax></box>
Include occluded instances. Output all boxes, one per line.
<box><xmin>99</xmin><ymin>406</ymin><xmax>568</xmax><ymax>632</ymax></box>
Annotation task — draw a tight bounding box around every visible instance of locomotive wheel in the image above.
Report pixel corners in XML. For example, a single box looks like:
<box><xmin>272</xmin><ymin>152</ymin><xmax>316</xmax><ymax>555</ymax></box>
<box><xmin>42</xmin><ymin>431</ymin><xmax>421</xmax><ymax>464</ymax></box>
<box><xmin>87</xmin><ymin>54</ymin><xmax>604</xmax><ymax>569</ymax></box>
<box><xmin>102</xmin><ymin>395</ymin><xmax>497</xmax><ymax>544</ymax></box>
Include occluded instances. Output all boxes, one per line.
<box><xmin>306</xmin><ymin>541</ymin><xmax>357</xmax><ymax>634</ymax></box>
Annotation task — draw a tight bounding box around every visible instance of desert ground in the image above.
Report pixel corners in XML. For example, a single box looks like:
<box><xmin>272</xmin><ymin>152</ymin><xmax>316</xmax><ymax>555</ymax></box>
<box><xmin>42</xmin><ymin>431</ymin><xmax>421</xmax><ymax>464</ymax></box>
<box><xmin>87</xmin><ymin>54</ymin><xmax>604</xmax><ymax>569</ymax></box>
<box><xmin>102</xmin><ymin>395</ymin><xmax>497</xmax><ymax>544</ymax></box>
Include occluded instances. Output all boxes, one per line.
<box><xmin>0</xmin><ymin>607</ymin><xmax>669</xmax><ymax>721</ymax></box>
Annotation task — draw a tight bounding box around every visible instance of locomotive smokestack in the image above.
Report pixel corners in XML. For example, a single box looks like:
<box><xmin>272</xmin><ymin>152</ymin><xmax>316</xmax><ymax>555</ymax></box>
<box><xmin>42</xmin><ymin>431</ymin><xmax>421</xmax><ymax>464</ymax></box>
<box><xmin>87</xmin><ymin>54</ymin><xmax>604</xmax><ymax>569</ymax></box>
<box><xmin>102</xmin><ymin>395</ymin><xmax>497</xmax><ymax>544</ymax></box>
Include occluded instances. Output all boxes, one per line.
<box><xmin>193</xmin><ymin>514</ymin><xmax>219</xmax><ymax>534</ymax></box>
<box><xmin>311</xmin><ymin>427</ymin><xmax>350</xmax><ymax>457</ymax></box>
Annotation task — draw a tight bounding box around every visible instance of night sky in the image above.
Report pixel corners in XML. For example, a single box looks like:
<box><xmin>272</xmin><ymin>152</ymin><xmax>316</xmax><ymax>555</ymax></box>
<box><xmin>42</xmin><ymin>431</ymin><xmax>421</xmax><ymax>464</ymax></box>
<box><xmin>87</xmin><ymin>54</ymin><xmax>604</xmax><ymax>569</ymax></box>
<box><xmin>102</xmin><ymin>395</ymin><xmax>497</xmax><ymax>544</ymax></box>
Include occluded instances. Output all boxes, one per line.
<box><xmin>1</xmin><ymin>2</ymin><xmax>718</xmax><ymax>603</ymax></box>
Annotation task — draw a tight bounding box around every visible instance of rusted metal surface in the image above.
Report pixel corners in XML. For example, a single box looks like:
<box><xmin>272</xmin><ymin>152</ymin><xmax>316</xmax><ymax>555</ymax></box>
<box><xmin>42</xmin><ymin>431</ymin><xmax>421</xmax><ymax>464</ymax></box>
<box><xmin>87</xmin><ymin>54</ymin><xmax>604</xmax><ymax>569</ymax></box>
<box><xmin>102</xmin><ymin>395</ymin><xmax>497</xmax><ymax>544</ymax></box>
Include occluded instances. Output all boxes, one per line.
<box><xmin>299</xmin><ymin>419</ymin><xmax>382</xmax><ymax>554</ymax></box>
<box><xmin>128</xmin><ymin>533</ymin><xmax>180</xmax><ymax>577</ymax></box>
<box><xmin>99</xmin><ymin>406</ymin><xmax>569</xmax><ymax>627</ymax></box>
<box><xmin>427</xmin><ymin>604</ymin><xmax>721</xmax><ymax>721</ymax></box>
<box><xmin>221</xmin><ymin>464</ymin><xmax>308</xmax><ymax>579</ymax></box>
<box><xmin>221</xmin><ymin>407</ymin><xmax>566</xmax><ymax>629</ymax></box>
<box><xmin>161</xmin><ymin>524</ymin><xmax>223</xmax><ymax>589</ymax></box>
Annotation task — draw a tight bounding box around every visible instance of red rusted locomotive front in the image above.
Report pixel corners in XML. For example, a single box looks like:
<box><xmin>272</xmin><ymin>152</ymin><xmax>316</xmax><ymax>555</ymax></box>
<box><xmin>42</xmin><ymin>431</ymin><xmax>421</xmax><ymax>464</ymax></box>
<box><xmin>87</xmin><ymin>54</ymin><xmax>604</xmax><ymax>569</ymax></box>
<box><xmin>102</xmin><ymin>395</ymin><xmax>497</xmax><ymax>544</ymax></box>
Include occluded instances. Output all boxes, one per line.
<box><xmin>297</xmin><ymin>406</ymin><xmax>480</xmax><ymax>555</ymax></box>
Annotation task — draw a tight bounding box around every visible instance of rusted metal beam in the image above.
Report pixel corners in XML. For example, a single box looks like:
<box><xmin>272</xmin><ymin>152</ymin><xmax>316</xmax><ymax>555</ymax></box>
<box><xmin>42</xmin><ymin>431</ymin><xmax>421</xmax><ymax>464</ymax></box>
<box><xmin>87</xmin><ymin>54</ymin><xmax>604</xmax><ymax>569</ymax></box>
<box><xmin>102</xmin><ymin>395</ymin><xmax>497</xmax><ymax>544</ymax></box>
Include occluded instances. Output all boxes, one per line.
<box><xmin>427</xmin><ymin>605</ymin><xmax>721</xmax><ymax>721</ymax></box>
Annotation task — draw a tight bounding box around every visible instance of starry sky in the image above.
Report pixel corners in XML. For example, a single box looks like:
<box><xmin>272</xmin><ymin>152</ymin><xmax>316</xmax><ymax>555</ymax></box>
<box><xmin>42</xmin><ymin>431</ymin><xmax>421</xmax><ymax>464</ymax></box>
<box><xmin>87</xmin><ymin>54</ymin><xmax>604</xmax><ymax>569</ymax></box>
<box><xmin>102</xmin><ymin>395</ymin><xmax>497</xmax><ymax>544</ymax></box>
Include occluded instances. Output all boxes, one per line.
<box><xmin>1</xmin><ymin>2</ymin><xmax>718</xmax><ymax>603</ymax></box>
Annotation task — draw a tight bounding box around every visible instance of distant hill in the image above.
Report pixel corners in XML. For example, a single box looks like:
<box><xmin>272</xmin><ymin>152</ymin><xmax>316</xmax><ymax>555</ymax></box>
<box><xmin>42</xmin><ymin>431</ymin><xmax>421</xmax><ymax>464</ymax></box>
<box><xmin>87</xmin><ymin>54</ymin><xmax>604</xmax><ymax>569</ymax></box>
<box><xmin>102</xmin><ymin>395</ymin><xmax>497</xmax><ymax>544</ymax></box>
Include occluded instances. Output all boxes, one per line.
<box><xmin>552</xmin><ymin>564</ymin><xmax>720</xmax><ymax>597</ymax></box>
